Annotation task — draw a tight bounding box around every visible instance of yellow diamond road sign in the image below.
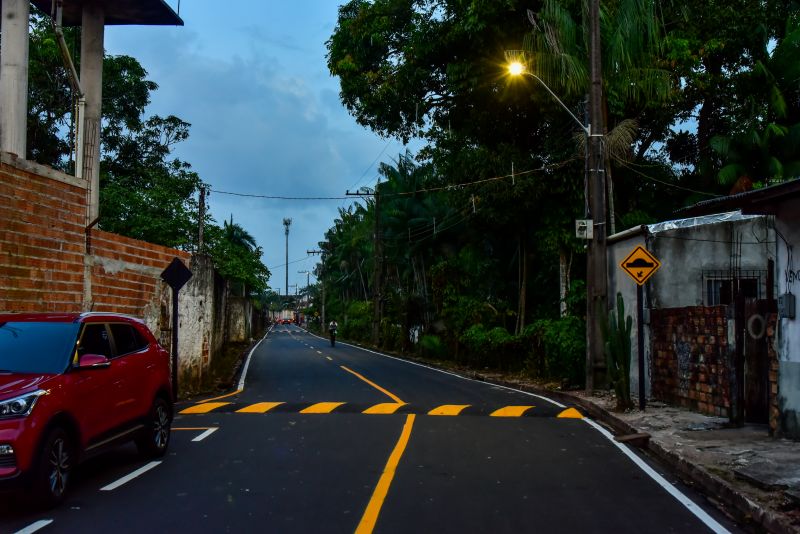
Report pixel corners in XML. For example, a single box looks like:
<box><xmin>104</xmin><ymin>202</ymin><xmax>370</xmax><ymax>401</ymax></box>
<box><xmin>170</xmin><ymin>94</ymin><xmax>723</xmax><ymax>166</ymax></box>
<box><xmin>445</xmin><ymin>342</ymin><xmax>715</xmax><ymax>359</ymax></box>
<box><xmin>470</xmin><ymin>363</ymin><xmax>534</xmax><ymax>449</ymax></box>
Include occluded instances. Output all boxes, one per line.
<box><xmin>620</xmin><ymin>246</ymin><xmax>661</xmax><ymax>285</ymax></box>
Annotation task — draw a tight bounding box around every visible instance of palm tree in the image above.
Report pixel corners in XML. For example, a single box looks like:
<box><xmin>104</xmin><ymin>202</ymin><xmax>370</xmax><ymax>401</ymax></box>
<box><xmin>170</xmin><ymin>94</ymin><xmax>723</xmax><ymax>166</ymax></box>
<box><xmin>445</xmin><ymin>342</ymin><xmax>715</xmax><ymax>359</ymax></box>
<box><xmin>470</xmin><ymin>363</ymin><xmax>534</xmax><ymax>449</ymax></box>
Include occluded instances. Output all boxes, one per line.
<box><xmin>223</xmin><ymin>215</ymin><xmax>257</xmax><ymax>252</ymax></box>
<box><xmin>523</xmin><ymin>0</ymin><xmax>673</xmax><ymax>233</ymax></box>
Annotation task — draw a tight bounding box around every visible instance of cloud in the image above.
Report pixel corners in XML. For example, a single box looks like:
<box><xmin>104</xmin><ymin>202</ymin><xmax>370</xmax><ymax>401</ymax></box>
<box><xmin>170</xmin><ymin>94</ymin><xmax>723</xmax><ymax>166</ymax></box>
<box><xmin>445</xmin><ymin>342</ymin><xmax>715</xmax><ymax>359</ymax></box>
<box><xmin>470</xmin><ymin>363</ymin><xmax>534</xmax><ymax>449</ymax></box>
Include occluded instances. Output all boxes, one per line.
<box><xmin>103</xmin><ymin>8</ymin><xmax>406</xmax><ymax>292</ymax></box>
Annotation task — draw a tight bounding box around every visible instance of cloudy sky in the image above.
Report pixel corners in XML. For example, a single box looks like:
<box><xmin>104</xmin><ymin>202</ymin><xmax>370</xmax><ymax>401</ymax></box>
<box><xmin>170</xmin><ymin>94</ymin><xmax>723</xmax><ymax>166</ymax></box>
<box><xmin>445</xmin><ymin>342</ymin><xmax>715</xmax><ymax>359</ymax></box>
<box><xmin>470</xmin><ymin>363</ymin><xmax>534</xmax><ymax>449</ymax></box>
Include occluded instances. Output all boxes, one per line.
<box><xmin>104</xmin><ymin>1</ymin><xmax>415</xmax><ymax>295</ymax></box>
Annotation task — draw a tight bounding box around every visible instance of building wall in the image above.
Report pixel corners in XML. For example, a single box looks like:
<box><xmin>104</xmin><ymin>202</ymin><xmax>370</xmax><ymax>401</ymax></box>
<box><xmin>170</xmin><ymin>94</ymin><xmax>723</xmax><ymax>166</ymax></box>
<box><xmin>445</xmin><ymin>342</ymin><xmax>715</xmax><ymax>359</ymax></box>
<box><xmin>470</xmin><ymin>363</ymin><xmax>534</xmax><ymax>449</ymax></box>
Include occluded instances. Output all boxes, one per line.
<box><xmin>775</xmin><ymin>200</ymin><xmax>800</xmax><ymax>437</ymax></box>
<box><xmin>0</xmin><ymin>153</ymin><xmax>86</xmax><ymax>311</ymax></box>
<box><xmin>607</xmin><ymin>232</ymin><xmax>649</xmax><ymax>398</ymax></box>
<box><xmin>0</xmin><ymin>153</ymin><xmax>250</xmax><ymax>395</ymax></box>
<box><xmin>650</xmin><ymin>306</ymin><xmax>731</xmax><ymax>417</ymax></box>
<box><xmin>648</xmin><ymin>215</ymin><xmax>772</xmax><ymax>309</ymax></box>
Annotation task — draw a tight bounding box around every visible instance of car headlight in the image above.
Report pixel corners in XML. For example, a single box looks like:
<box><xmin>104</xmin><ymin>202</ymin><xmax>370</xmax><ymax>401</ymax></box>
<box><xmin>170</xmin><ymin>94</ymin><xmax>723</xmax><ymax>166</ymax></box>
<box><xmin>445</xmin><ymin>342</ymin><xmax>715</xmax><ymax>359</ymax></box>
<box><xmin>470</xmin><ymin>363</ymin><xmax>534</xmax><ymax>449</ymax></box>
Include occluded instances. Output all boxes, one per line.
<box><xmin>0</xmin><ymin>390</ymin><xmax>48</xmax><ymax>418</ymax></box>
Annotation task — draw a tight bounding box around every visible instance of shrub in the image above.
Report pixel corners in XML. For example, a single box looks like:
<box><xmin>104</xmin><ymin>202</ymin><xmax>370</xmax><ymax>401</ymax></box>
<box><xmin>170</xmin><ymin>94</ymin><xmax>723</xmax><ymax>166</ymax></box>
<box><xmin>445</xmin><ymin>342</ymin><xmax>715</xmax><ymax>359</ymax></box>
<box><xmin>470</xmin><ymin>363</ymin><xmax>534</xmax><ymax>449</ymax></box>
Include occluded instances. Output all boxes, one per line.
<box><xmin>529</xmin><ymin>316</ymin><xmax>586</xmax><ymax>387</ymax></box>
<box><xmin>419</xmin><ymin>334</ymin><xmax>446</xmax><ymax>359</ymax></box>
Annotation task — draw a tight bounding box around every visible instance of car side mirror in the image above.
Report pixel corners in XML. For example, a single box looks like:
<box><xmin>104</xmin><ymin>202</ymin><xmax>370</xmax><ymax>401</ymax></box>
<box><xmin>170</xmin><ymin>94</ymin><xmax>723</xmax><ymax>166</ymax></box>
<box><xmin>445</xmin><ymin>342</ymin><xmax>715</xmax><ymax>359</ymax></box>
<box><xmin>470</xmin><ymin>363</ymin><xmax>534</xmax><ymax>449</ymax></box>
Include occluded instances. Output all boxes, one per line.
<box><xmin>77</xmin><ymin>354</ymin><xmax>111</xmax><ymax>369</ymax></box>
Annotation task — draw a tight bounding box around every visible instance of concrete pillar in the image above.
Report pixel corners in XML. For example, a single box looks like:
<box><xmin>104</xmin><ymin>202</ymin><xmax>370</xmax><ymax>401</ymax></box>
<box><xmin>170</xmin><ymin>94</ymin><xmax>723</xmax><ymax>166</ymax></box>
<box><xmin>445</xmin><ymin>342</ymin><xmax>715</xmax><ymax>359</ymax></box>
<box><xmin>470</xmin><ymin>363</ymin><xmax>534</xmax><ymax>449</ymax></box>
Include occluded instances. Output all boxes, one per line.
<box><xmin>80</xmin><ymin>3</ymin><xmax>105</xmax><ymax>223</ymax></box>
<box><xmin>0</xmin><ymin>0</ymin><xmax>31</xmax><ymax>157</ymax></box>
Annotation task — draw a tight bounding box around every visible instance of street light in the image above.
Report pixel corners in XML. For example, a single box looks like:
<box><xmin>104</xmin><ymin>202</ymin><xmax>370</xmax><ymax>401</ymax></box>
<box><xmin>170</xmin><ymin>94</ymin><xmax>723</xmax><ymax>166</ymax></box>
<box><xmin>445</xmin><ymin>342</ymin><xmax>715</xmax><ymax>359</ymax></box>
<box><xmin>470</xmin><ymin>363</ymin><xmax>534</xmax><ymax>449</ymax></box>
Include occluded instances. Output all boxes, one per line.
<box><xmin>505</xmin><ymin>49</ymin><xmax>607</xmax><ymax>391</ymax></box>
<box><xmin>505</xmin><ymin>51</ymin><xmax>588</xmax><ymax>135</ymax></box>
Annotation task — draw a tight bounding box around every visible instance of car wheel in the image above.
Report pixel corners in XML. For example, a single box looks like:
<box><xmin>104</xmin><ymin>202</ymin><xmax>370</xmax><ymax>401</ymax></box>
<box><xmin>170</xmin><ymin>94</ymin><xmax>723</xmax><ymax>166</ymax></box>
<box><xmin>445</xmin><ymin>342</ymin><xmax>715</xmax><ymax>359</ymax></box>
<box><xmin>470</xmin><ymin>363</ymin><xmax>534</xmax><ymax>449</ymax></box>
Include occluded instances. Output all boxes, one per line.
<box><xmin>136</xmin><ymin>396</ymin><xmax>172</xmax><ymax>458</ymax></box>
<box><xmin>34</xmin><ymin>427</ymin><xmax>73</xmax><ymax>507</ymax></box>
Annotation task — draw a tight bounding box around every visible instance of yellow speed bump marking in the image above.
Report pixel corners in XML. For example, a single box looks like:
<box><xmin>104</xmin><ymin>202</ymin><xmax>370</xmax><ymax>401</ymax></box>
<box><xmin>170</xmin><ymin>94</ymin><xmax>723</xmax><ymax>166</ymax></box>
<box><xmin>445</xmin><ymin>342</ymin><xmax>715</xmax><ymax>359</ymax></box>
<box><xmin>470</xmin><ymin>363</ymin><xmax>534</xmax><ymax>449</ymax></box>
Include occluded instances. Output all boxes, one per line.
<box><xmin>236</xmin><ymin>402</ymin><xmax>285</xmax><ymax>413</ymax></box>
<box><xmin>180</xmin><ymin>402</ymin><xmax>230</xmax><ymax>414</ymax></box>
<box><xmin>428</xmin><ymin>405</ymin><xmax>470</xmax><ymax>416</ymax></box>
<box><xmin>490</xmin><ymin>405</ymin><xmax>535</xmax><ymax>417</ymax></box>
<box><xmin>300</xmin><ymin>402</ymin><xmax>345</xmax><ymax>414</ymax></box>
<box><xmin>363</xmin><ymin>403</ymin><xmax>407</xmax><ymax>415</ymax></box>
<box><xmin>557</xmin><ymin>407</ymin><xmax>584</xmax><ymax>419</ymax></box>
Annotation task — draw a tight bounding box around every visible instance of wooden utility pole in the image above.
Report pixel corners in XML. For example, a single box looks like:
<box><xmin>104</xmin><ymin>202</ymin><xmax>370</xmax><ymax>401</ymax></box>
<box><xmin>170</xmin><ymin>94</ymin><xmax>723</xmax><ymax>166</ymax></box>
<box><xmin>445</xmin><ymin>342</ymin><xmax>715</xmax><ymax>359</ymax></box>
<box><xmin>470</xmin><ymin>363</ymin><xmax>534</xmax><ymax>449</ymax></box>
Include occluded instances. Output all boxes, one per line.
<box><xmin>346</xmin><ymin>188</ymin><xmax>383</xmax><ymax>346</ymax></box>
<box><xmin>586</xmin><ymin>0</ymin><xmax>607</xmax><ymax>391</ymax></box>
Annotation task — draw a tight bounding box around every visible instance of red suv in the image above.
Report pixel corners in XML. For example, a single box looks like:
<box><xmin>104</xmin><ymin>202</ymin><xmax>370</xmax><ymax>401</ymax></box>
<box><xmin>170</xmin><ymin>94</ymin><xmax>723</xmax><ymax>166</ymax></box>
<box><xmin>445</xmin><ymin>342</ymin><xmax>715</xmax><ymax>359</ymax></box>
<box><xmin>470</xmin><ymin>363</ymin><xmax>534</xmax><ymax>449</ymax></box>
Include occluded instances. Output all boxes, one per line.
<box><xmin>0</xmin><ymin>312</ymin><xmax>173</xmax><ymax>506</ymax></box>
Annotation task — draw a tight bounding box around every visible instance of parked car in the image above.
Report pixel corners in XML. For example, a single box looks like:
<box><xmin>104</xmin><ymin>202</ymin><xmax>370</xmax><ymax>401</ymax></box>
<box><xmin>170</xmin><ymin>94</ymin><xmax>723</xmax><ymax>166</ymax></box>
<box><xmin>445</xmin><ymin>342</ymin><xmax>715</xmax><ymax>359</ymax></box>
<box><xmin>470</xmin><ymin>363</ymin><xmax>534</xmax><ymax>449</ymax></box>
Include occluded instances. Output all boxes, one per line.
<box><xmin>0</xmin><ymin>312</ymin><xmax>173</xmax><ymax>506</ymax></box>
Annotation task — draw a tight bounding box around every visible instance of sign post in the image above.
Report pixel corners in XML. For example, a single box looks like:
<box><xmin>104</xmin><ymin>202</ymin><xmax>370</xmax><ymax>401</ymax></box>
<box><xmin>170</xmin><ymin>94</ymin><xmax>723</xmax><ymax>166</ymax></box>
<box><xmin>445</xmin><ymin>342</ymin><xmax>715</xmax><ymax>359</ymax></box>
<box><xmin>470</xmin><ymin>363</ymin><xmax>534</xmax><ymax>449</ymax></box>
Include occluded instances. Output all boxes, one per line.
<box><xmin>161</xmin><ymin>257</ymin><xmax>192</xmax><ymax>400</ymax></box>
<box><xmin>619</xmin><ymin>246</ymin><xmax>661</xmax><ymax>411</ymax></box>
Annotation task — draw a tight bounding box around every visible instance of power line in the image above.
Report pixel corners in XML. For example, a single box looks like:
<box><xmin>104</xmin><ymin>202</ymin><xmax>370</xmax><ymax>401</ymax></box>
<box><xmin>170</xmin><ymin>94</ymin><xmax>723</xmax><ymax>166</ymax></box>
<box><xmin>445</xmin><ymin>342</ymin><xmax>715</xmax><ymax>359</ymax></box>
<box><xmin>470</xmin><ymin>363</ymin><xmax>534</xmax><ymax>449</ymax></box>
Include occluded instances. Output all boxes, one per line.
<box><xmin>211</xmin><ymin>190</ymin><xmax>351</xmax><ymax>200</ymax></box>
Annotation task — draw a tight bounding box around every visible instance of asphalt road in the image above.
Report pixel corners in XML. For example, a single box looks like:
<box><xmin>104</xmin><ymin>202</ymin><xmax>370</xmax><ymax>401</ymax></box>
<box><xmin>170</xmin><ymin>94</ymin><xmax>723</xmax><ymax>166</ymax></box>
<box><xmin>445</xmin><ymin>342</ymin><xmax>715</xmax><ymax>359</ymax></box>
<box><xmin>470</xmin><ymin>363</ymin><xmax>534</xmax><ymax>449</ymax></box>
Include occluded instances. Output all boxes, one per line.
<box><xmin>2</xmin><ymin>324</ymin><xmax>741</xmax><ymax>533</ymax></box>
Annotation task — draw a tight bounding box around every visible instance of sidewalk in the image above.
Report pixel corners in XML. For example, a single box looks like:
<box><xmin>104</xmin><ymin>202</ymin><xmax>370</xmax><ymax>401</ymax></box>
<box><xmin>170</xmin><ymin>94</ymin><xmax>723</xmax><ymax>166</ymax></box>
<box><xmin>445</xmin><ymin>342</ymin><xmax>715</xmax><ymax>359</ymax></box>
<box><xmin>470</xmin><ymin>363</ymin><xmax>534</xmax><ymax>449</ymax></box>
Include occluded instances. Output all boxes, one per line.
<box><xmin>490</xmin><ymin>380</ymin><xmax>800</xmax><ymax>533</ymax></box>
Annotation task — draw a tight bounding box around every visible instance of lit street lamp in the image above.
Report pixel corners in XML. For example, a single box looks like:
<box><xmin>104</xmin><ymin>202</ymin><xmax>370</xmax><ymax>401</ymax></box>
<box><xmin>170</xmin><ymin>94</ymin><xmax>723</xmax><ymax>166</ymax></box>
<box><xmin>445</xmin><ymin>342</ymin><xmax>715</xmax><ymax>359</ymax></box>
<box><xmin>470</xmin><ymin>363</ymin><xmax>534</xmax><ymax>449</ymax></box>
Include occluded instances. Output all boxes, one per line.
<box><xmin>505</xmin><ymin>48</ymin><xmax>607</xmax><ymax>391</ymax></box>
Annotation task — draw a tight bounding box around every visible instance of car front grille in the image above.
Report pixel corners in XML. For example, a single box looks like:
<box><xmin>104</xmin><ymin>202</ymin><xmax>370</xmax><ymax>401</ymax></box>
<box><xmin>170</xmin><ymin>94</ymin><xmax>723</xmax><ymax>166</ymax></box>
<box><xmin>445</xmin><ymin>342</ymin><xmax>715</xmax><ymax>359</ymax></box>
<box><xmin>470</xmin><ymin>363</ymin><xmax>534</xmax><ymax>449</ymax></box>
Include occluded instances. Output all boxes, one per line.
<box><xmin>0</xmin><ymin>454</ymin><xmax>16</xmax><ymax>468</ymax></box>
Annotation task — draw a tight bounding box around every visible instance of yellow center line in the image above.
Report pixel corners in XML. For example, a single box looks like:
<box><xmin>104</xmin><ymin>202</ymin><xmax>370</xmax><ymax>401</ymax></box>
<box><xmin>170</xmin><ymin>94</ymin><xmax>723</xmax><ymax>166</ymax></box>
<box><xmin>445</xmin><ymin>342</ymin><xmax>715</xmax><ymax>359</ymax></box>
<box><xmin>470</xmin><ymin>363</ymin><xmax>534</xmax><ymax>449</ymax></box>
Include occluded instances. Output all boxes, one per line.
<box><xmin>340</xmin><ymin>366</ymin><xmax>404</xmax><ymax>404</ymax></box>
<box><xmin>355</xmin><ymin>414</ymin><xmax>416</xmax><ymax>534</ymax></box>
<box><xmin>197</xmin><ymin>389</ymin><xmax>242</xmax><ymax>403</ymax></box>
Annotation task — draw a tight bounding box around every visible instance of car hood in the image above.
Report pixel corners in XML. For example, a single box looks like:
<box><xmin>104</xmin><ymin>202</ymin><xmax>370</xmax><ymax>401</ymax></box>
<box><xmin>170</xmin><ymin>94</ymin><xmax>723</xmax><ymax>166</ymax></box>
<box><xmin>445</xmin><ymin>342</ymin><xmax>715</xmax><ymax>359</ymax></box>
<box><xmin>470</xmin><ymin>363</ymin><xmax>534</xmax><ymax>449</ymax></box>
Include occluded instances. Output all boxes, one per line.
<box><xmin>0</xmin><ymin>374</ymin><xmax>57</xmax><ymax>399</ymax></box>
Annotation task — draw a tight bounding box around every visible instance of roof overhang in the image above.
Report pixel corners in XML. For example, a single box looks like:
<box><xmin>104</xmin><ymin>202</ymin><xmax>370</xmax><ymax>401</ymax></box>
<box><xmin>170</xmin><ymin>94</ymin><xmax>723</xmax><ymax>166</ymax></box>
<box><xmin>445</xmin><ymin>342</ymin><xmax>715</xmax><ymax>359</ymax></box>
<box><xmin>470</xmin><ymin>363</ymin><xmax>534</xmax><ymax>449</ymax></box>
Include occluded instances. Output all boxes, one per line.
<box><xmin>26</xmin><ymin>0</ymin><xmax>183</xmax><ymax>26</ymax></box>
<box><xmin>678</xmin><ymin>179</ymin><xmax>800</xmax><ymax>217</ymax></box>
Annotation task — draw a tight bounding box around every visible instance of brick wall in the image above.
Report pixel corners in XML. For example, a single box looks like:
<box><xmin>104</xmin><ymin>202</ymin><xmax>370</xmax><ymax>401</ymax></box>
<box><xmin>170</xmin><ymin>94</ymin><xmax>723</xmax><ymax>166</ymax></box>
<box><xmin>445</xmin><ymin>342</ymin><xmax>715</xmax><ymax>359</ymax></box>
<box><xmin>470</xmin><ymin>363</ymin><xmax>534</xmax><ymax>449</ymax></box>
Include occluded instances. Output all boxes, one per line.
<box><xmin>650</xmin><ymin>306</ymin><xmax>731</xmax><ymax>417</ymax></box>
<box><xmin>0</xmin><ymin>154</ymin><xmax>87</xmax><ymax>312</ymax></box>
<box><xmin>88</xmin><ymin>228</ymin><xmax>190</xmax><ymax>316</ymax></box>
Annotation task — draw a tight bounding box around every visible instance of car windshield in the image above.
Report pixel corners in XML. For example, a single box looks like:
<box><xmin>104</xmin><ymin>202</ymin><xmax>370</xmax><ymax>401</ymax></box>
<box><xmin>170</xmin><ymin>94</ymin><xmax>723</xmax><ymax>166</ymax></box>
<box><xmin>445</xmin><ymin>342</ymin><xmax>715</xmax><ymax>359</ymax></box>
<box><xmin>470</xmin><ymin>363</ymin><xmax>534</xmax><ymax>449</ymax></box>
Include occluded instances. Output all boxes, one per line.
<box><xmin>0</xmin><ymin>322</ymin><xmax>80</xmax><ymax>374</ymax></box>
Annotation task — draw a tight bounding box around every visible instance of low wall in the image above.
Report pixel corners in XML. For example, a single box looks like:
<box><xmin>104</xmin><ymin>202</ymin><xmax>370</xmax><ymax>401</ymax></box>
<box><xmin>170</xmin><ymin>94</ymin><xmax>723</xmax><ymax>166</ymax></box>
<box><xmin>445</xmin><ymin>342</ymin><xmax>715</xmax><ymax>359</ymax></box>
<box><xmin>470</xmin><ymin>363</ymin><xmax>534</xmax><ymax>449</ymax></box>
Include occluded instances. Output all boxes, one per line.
<box><xmin>650</xmin><ymin>306</ymin><xmax>731</xmax><ymax>417</ymax></box>
<box><xmin>1</xmin><ymin>153</ymin><xmax>250</xmax><ymax>395</ymax></box>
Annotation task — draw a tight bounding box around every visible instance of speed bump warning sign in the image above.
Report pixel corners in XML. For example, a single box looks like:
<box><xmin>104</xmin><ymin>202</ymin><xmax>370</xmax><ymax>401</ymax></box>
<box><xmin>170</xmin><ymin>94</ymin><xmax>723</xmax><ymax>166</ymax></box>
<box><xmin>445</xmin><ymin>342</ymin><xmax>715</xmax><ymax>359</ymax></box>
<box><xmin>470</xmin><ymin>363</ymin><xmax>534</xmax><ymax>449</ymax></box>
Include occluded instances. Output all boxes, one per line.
<box><xmin>620</xmin><ymin>246</ymin><xmax>661</xmax><ymax>285</ymax></box>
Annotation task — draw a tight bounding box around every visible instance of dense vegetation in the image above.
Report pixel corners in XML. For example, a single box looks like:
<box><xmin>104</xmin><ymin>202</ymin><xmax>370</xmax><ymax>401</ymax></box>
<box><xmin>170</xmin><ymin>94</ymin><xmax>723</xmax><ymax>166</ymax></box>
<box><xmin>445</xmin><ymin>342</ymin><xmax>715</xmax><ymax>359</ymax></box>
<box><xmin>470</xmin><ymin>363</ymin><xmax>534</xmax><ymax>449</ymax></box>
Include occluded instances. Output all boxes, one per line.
<box><xmin>20</xmin><ymin>9</ymin><xmax>270</xmax><ymax>294</ymax></box>
<box><xmin>306</xmin><ymin>0</ymin><xmax>800</xmax><ymax>386</ymax></box>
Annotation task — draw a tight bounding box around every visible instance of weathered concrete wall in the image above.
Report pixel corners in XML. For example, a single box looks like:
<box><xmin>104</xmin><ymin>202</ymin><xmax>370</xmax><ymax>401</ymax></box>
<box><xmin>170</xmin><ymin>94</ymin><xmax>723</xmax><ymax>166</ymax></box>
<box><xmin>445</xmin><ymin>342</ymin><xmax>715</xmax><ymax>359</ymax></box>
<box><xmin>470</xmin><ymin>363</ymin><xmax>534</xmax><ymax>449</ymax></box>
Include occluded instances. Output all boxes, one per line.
<box><xmin>650</xmin><ymin>306</ymin><xmax>731</xmax><ymax>417</ymax></box>
<box><xmin>647</xmin><ymin>214</ymin><xmax>772</xmax><ymax>309</ymax></box>
<box><xmin>227</xmin><ymin>296</ymin><xmax>253</xmax><ymax>343</ymax></box>
<box><xmin>607</xmin><ymin>231</ymin><xmax>650</xmax><ymax>399</ymax></box>
<box><xmin>775</xmin><ymin>199</ymin><xmax>800</xmax><ymax>437</ymax></box>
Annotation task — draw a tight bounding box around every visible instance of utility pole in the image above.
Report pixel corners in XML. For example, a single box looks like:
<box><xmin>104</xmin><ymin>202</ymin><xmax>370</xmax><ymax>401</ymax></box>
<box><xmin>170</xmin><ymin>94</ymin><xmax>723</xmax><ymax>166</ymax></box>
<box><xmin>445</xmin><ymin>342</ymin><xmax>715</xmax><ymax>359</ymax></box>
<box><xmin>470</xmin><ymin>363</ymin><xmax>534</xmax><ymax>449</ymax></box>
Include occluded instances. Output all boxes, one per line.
<box><xmin>586</xmin><ymin>0</ymin><xmax>607</xmax><ymax>391</ymax></box>
<box><xmin>346</xmin><ymin>187</ymin><xmax>383</xmax><ymax>346</ymax></box>
<box><xmin>283</xmin><ymin>218</ymin><xmax>292</xmax><ymax>297</ymax></box>
<box><xmin>308</xmin><ymin>249</ymin><xmax>324</xmax><ymax>329</ymax></box>
<box><xmin>198</xmin><ymin>186</ymin><xmax>207</xmax><ymax>253</ymax></box>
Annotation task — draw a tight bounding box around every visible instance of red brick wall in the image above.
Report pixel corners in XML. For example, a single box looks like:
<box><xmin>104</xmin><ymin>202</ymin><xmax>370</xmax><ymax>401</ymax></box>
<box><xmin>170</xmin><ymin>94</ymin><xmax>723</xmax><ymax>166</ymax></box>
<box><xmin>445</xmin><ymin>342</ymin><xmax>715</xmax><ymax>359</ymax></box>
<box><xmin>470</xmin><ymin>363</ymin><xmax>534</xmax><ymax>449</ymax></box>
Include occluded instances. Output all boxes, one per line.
<box><xmin>88</xmin><ymin>229</ymin><xmax>190</xmax><ymax>315</ymax></box>
<box><xmin>0</xmin><ymin>156</ymin><xmax>86</xmax><ymax>312</ymax></box>
<box><xmin>650</xmin><ymin>306</ymin><xmax>731</xmax><ymax>417</ymax></box>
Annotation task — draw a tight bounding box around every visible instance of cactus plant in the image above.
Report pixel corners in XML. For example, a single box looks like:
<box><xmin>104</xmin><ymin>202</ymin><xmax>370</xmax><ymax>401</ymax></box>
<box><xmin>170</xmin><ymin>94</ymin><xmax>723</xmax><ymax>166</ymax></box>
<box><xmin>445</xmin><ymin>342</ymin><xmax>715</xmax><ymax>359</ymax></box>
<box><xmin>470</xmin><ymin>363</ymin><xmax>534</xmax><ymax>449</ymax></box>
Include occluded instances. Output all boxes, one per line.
<box><xmin>604</xmin><ymin>292</ymin><xmax>634</xmax><ymax>411</ymax></box>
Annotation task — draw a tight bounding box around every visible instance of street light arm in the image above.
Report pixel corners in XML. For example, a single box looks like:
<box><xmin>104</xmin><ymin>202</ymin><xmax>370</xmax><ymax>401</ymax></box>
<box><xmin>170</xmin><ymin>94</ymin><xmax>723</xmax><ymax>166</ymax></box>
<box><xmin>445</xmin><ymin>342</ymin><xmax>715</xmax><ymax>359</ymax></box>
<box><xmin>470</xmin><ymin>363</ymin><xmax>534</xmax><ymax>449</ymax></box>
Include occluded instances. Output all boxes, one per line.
<box><xmin>523</xmin><ymin>72</ymin><xmax>590</xmax><ymax>135</ymax></box>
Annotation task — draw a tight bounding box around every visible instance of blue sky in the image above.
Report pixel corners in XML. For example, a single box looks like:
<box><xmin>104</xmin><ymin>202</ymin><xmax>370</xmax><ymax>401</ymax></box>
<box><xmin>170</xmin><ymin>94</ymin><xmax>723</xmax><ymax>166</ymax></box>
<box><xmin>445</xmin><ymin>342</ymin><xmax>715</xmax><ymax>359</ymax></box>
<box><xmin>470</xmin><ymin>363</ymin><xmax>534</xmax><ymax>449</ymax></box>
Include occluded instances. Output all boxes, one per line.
<box><xmin>104</xmin><ymin>1</ymin><xmax>414</xmax><ymax>295</ymax></box>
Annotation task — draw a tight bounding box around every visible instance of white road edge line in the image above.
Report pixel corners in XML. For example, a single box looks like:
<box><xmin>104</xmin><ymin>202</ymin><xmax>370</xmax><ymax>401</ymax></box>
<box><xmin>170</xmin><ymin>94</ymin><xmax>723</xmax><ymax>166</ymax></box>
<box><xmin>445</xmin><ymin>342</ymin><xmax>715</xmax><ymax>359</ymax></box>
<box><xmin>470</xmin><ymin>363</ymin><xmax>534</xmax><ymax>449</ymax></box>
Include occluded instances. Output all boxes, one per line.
<box><xmin>192</xmin><ymin>427</ymin><xmax>218</xmax><ymax>442</ymax></box>
<box><xmin>13</xmin><ymin>520</ymin><xmax>53</xmax><ymax>534</ymax></box>
<box><xmin>583</xmin><ymin>418</ymin><xmax>730</xmax><ymax>533</ymax></box>
<box><xmin>303</xmin><ymin>329</ymin><xmax>566</xmax><ymax>408</ymax></box>
<box><xmin>237</xmin><ymin>327</ymin><xmax>272</xmax><ymax>390</ymax></box>
<box><xmin>100</xmin><ymin>461</ymin><xmax>161</xmax><ymax>492</ymax></box>
<box><xmin>302</xmin><ymin>328</ymin><xmax>731</xmax><ymax>532</ymax></box>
